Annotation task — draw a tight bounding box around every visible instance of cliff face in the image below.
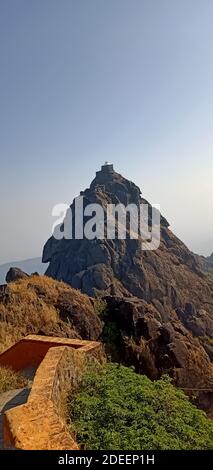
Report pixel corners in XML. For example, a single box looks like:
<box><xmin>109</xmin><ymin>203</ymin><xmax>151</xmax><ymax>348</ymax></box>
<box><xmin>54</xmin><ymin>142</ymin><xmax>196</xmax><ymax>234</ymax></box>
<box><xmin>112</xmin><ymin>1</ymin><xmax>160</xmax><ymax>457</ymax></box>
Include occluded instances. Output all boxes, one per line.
<box><xmin>42</xmin><ymin>165</ymin><xmax>213</xmax><ymax>400</ymax></box>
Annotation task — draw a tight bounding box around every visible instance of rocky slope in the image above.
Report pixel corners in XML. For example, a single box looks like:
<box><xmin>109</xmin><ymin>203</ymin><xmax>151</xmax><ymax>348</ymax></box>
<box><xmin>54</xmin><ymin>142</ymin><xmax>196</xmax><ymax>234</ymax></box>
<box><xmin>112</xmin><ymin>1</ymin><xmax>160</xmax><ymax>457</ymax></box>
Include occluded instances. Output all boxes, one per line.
<box><xmin>0</xmin><ymin>269</ymin><xmax>213</xmax><ymax>414</ymax></box>
<box><xmin>102</xmin><ymin>296</ymin><xmax>213</xmax><ymax>391</ymax></box>
<box><xmin>41</xmin><ymin>165</ymin><xmax>213</xmax><ymax>404</ymax></box>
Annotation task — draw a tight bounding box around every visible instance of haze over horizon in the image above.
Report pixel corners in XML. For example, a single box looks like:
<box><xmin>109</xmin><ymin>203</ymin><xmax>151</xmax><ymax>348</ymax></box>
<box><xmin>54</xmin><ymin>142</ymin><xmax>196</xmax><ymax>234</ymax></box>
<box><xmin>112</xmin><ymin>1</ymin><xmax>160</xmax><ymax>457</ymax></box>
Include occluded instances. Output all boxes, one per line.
<box><xmin>0</xmin><ymin>0</ymin><xmax>213</xmax><ymax>264</ymax></box>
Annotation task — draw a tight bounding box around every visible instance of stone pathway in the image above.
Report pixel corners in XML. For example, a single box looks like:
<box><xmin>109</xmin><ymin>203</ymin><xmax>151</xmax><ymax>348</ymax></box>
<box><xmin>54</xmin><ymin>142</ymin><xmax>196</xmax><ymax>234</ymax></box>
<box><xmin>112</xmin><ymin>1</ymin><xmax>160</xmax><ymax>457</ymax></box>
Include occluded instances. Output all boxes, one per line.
<box><xmin>0</xmin><ymin>388</ymin><xmax>30</xmax><ymax>449</ymax></box>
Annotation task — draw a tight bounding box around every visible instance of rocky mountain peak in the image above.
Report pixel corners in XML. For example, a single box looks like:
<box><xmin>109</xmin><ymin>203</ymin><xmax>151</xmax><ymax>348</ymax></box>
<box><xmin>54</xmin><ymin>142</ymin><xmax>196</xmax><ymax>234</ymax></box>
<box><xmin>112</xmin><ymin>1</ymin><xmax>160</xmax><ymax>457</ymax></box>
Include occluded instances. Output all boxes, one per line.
<box><xmin>88</xmin><ymin>163</ymin><xmax>141</xmax><ymax>205</ymax></box>
<box><xmin>43</xmin><ymin>165</ymin><xmax>208</xmax><ymax>300</ymax></box>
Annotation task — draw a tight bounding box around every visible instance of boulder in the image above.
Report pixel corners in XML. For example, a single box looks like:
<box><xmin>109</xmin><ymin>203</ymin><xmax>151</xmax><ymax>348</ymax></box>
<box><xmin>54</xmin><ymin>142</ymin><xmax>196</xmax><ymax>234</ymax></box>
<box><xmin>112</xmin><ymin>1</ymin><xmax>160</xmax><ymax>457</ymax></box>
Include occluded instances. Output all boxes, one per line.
<box><xmin>6</xmin><ymin>267</ymin><xmax>29</xmax><ymax>283</ymax></box>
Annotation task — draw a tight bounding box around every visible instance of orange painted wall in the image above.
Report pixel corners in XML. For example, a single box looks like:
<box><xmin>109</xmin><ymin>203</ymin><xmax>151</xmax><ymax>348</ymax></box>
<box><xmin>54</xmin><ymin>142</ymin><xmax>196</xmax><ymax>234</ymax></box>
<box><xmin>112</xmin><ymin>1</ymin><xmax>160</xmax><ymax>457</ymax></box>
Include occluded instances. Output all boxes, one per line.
<box><xmin>0</xmin><ymin>335</ymin><xmax>101</xmax><ymax>371</ymax></box>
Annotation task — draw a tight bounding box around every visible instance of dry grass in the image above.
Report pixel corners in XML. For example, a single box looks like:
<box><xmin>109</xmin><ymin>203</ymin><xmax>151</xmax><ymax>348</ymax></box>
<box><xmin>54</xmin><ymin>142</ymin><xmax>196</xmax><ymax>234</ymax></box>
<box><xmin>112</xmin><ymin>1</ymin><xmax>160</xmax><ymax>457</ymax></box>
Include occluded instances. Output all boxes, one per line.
<box><xmin>0</xmin><ymin>275</ymin><xmax>98</xmax><ymax>353</ymax></box>
<box><xmin>0</xmin><ymin>322</ymin><xmax>22</xmax><ymax>354</ymax></box>
<box><xmin>0</xmin><ymin>366</ymin><xmax>29</xmax><ymax>394</ymax></box>
<box><xmin>9</xmin><ymin>274</ymin><xmax>96</xmax><ymax>318</ymax></box>
<box><xmin>0</xmin><ymin>276</ymin><xmax>60</xmax><ymax>352</ymax></box>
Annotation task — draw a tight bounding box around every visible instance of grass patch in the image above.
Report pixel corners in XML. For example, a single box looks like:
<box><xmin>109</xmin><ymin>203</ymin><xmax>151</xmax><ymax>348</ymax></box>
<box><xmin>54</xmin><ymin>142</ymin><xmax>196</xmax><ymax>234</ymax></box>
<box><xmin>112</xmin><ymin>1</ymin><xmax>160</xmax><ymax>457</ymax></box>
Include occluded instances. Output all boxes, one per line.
<box><xmin>68</xmin><ymin>362</ymin><xmax>213</xmax><ymax>450</ymax></box>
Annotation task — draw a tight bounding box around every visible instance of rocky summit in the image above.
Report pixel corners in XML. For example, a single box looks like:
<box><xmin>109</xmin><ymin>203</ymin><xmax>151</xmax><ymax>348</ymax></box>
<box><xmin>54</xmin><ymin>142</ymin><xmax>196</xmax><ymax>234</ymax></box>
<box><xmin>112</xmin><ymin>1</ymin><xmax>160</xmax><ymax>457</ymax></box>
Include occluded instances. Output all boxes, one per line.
<box><xmin>42</xmin><ymin>165</ymin><xmax>213</xmax><ymax>405</ymax></box>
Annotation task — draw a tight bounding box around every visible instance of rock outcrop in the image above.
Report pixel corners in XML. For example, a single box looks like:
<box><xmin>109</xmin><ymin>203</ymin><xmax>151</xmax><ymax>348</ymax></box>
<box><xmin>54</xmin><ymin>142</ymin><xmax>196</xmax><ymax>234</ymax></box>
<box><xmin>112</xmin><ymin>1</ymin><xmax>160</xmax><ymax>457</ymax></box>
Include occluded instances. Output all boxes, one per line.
<box><xmin>6</xmin><ymin>267</ymin><xmax>29</xmax><ymax>283</ymax></box>
<box><xmin>102</xmin><ymin>296</ymin><xmax>213</xmax><ymax>391</ymax></box>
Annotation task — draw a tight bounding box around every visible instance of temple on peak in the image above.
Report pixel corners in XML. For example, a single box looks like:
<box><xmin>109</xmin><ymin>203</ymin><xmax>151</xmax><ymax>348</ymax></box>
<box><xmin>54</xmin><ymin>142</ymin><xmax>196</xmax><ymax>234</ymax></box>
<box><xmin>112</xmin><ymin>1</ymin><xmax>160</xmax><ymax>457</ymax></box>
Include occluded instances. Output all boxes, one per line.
<box><xmin>101</xmin><ymin>162</ymin><xmax>114</xmax><ymax>172</ymax></box>
<box><xmin>94</xmin><ymin>162</ymin><xmax>114</xmax><ymax>180</ymax></box>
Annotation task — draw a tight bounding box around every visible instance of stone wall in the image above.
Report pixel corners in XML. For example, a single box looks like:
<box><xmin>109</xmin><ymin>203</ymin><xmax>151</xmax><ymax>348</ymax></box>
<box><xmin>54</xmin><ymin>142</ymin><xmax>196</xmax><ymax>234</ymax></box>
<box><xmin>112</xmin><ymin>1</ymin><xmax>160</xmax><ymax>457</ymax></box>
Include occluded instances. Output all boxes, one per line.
<box><xmin>2</xmin><ymin>336</ymin><xmax>104</xmax><ymax>449</ymax></box>
<box><xmin>0</xmin><ymin>334</ymin><xmax>101</xmax><ymax>371</ymax></box>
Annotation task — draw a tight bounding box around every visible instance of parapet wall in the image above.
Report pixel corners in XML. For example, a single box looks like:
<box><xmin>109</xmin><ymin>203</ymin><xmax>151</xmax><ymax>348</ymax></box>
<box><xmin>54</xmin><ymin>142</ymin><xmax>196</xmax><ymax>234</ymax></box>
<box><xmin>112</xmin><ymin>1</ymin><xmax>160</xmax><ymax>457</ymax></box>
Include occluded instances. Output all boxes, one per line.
<box><xmin>0</xmin><ymin>334</ymin><xmax>101</xmax><ymax>371</ymax></box>
<box><xmin>2</xmin><ymin>335</ymin><xmax>104</xmax><ymax>449</ymax></box>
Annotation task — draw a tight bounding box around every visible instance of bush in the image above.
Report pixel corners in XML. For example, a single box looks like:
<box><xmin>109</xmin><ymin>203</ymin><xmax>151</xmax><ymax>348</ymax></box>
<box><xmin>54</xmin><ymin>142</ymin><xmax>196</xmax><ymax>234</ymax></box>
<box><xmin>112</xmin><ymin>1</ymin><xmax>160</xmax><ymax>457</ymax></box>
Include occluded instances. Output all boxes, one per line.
<box><xmin>68</xmin><ymin>362</ymin><xmax>213</xmax><ymax>450</ymax></box>
<box><xmin>0</xmin><ymin>366</ymin><xmax>29</xmax><ymax>394</ymax></box>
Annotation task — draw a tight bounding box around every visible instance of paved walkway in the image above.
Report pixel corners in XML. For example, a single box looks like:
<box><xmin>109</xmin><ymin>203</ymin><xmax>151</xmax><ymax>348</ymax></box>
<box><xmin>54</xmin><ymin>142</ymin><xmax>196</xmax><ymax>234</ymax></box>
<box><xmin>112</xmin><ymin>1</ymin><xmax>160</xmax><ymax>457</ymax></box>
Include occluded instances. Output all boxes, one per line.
<box><xmin>0</xmin><ymin>388</ymin><xmax>30</xmax><ymax>449</ymax></box>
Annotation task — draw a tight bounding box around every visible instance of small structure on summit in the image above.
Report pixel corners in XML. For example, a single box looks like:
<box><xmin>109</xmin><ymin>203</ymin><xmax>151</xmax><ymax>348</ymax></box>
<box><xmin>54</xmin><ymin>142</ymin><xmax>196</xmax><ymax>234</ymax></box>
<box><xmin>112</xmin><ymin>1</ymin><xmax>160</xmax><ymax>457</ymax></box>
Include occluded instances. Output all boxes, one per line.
<box><xmin>103</xmin><ymin>161</ymin><xmax>114</xmax><ymax>170</ymax></box>
<box><xmin>96</xmin><ymin>162</ymin><xmax>114</xmax><ymax>177</ymax></box>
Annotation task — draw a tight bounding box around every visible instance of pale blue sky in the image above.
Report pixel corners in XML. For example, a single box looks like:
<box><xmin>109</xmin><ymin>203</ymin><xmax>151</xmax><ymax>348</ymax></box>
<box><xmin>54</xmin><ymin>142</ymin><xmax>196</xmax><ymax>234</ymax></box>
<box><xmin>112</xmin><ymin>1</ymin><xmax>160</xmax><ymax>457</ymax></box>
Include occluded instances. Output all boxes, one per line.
<box><xmin>0</xmin><ymin>0</ymin><xmax>212</xmax><ymax>263</ymax></box>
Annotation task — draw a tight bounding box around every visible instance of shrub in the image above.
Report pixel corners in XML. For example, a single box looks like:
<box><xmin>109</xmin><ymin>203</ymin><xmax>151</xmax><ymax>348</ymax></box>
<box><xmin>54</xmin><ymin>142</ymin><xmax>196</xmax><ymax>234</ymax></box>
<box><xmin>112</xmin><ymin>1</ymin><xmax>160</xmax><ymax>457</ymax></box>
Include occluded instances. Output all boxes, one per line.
<box><xmin>68</xmin><ymin>362</ymin><xmax>213</xmax><ymax>450</ymax></box>
<box><xmin>93</xmin><ymin>298</ymin><xmax>107</xmax><ymax>317</ymax></box>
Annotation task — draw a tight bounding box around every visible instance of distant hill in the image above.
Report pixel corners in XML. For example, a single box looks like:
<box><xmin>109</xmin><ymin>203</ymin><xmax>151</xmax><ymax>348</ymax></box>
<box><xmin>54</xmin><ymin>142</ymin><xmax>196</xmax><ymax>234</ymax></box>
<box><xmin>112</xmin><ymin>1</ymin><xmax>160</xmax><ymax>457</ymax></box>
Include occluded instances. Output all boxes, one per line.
<box><xmin>206</xmin><ymin>253</ymin><xmax>213</xmax><ymax>264</ymax></box>
<box><xmin>194</xmin><ymin>252</ymin><xmax>213</xmax><ymax>274</ymax></box>
<box><xmin>0</xmin><ymin>257</ymin><xmax>46</xmax><ymax>284</ymax></box>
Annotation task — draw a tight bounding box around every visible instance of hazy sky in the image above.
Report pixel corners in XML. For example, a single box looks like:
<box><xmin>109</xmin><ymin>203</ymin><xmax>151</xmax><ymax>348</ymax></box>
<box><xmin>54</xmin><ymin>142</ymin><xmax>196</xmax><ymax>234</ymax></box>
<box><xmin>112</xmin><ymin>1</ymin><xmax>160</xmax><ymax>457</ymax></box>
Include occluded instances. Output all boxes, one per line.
<box><xmin>0</xmin><ymin>0</ymin><xmax>213</xmax><ymax>264</ymax></box>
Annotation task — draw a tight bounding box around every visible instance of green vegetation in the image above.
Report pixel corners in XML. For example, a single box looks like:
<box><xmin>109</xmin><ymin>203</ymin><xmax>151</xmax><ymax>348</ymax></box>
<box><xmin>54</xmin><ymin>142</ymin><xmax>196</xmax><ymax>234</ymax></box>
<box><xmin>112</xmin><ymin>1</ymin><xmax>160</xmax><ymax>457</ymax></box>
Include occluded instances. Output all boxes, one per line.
<box><xmin>93</xmin><ymin>298</ymin><xmax>107</xmax><ymax>317</ymax></box>
<box><xmin>0</xmin><ymin>366</ymin><xmax>29</xmax><ymax>394</ymax></box>
<box><xmin>102</xmin><ymin>321</ymin><xmax>121</xmax><ymax>345</ymax></box>
<box><xmin>69</xmin><ymin>362</ymin><xmax>213</xmax><ymax>450</ymax></box>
